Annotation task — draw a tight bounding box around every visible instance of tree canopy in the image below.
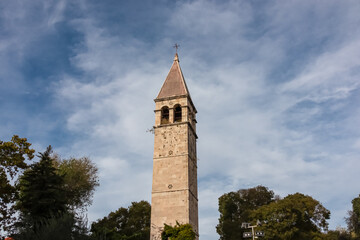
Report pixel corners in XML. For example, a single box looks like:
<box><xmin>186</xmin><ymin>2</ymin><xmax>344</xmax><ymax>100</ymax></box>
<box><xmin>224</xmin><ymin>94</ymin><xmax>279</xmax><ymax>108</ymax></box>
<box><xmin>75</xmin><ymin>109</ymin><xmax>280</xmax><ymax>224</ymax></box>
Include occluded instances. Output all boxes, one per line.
<box><xmin>252</xmin><ymin>193</ymin><xmax>330</xmax><ymax>240</ymax></box>
<box><xmin>347</xmin><ymin>194</ymin><xmax>360</xmax><ymax>238</ymax></box>
<box><xmin>324</xmin><ymin>228</ymin><xmax>351</xmax><ymax>240</ymax></box>
<box><xmin>162</xmin><ymin>222</ymin><xmax>196</xmax><ymax>240</ymax></box>
<box><xmin>217</xmin><ymin>185</ymin><xmax>275</xmax><ymax>240</ymax></box>
<box><xmin>217</xmin><ymin>186</ymin><xmax>331</xmax><ymax>240</ymax></box>
<box><xmin>54</xmin><ymin>156</ymin><xmax>99</xmax><ymax>211</ymax></box>
<box><xmin>0</xmin><ymin>135</ymin><xmax>35</xmax><ymax>231</ymax></box>
<box><xmin>11</xmin><ymin>212</ymin><xmax>90</xmax><ymax>240</ymax></box>
<box><xmin>8</xmin><ymin>144</ymin><xmax>99</xmax><ymax>239</ymax></box>
<box><xmin>90</xmin><ymin>201</ymin><xmax>151</xmax><ymax>240</ymax></box>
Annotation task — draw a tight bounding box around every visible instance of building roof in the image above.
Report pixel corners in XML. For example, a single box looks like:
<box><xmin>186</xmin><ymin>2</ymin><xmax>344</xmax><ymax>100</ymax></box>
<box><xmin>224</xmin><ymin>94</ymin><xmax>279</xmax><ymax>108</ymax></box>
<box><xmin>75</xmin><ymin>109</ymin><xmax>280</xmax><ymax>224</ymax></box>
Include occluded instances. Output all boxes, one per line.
<box><xmin>156</xmin><ymin>53</ymin><xmax>190</xmax><ymax>99</ymax></box>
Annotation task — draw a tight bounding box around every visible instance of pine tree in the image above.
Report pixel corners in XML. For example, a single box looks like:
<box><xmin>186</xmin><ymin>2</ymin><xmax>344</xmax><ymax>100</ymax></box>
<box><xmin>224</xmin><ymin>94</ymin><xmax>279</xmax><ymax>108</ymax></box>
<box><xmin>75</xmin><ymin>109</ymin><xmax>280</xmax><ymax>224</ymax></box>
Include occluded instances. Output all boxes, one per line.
<box><xmin>16</xmin><ymin>146</ymin><xmax>67</xmax><ymax>224</ymax></box>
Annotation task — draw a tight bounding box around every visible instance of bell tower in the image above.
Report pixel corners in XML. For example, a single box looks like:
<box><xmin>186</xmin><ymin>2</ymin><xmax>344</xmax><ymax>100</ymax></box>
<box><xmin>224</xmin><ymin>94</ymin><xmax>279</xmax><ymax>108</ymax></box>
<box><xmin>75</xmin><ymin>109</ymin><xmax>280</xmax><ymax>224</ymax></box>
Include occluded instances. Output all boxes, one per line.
<box><xmin>150</xmin><ymin>53</ymin><xmax>198</xmax><ymax>239</ymax></box>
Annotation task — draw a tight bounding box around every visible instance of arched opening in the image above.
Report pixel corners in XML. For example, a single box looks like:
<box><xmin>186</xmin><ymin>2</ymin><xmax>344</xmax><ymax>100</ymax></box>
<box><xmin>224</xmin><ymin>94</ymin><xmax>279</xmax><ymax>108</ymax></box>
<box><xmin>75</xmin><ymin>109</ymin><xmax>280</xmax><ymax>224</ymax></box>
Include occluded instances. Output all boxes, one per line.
<box><xmin>174</xmin><ymin>105</ymin><xmax>182</xmax><ymax>122</ymax></box>
<box><xmin>161</xmin><ymin>106</ymin><xmax>169</xmax><ymax>124</ymax></box>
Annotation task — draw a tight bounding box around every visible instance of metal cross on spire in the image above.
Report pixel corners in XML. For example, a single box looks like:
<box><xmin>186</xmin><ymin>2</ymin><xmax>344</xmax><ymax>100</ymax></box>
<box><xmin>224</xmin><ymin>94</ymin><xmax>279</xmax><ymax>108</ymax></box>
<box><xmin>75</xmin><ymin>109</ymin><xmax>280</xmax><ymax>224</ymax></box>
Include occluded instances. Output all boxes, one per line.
<box><xmin>173</xmin><ymin>43</ymin><xmax>180</xmax><ymax>53</ymax></box>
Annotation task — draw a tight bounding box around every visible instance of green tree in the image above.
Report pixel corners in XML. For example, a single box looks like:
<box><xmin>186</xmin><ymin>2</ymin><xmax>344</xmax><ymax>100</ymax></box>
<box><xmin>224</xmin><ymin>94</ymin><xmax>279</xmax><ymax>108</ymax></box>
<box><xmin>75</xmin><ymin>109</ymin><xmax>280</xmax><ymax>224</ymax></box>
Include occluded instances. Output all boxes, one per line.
<box><xmin>216</xmin><ymin>185</ymin><xmax>275</xmax><ymax>240</ymax></box>
<box><xmin>347</xmin><ymin>194</ymin><xmax>360</xmax><ymax>239</ymax></box>
<box><xmin>12</xmin><ymin>212</ymin><xmax>90</xmax><ymax>240</ymax></box>
<box><xmin>324</xmin><ymin>228</ymin><xmax>351</xmax><ymax>240</ymax></box>
<box><xmin>161</xmin><ymin>222</ymin><xmax>196</xmax><ymax>240</ymax></box>
<box><xmin>12</xmin><ymin>146</ymin><xmax>98</xmax><ymax>239</ymax></box>
<box><xmin>252</xmin><ymin>193</ymin><xmax>330</xmax><ymax>240</ymax></box>
<box><xmin>0</xmin><ymin>135</ymin><xmax>35</xmax><ymax>231</ymax></box>
<box><xmin>91</xmin><ymin>201</ymin><xmax>151</xmax><ymax>240</ymax></box>
<box><xmin>54</xmin><ymin>156</ymin><xmax>99</xmax><ymax>211</ymax></box>
<box><xmin>15</xmin><ymin>146</ymin><xmax>68</xmax><ymax>228</ymax></box>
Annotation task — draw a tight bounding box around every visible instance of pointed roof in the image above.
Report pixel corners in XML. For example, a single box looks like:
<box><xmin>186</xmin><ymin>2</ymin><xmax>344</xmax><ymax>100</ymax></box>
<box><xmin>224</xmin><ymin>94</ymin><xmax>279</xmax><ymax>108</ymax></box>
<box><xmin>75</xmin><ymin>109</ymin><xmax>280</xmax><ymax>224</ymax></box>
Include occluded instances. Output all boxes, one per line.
<box><xmin>156</xmin><ymin>53</ymin><xmax>190</xmax><ymax>99</ymax></box>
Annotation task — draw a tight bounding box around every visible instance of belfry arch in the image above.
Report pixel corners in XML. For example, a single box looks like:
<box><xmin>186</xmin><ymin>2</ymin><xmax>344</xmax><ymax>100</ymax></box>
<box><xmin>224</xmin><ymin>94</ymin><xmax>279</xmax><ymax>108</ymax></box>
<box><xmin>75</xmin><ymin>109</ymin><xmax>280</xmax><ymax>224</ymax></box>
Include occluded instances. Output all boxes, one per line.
<box><xmin>174</xmin><ymin>104</ymin><xmax>182</xmax><ymax>122</ymax></box>
<box><xmin>161</xmin><ymin>106</ymin><xmax>169</xmax><ymax>124</ymax></box>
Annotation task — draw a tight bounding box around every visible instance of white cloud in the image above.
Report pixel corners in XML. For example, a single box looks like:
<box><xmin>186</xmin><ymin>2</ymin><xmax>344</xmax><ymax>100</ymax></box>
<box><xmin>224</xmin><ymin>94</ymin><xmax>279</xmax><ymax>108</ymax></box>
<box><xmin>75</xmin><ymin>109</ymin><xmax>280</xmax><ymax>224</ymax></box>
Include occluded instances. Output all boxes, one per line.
<box><xmin>281</xmin><ymin>40</ymin><xmax>360</xmax><ymax>102</ymax></box>
<box><xmin>45</xmin><ymin>0</ymin><xmax>67</xmax><ymax>27</ymax></box>
<box><xmin>354</xmin><ymin>139</ymin><xmax>360</xmax><ymax>149</ymax></box>
<box><xmin>171</xmin><ymin>0</ymin><xmax>253</xmax><ymax>36</ymax></box>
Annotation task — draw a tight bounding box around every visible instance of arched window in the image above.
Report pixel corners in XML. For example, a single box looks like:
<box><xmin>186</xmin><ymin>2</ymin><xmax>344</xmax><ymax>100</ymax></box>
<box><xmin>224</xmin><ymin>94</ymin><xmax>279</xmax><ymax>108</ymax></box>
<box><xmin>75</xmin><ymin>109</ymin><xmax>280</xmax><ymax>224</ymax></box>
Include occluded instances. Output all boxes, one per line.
<box><xmin>161</xmin><ymin>106</ymin><xmax>169</xmax><ymax>124</ymax></box>
<box><xmin>174</xmin><ymin>105</ymin><xmax>182</xmax><ymax>122</ymax></box>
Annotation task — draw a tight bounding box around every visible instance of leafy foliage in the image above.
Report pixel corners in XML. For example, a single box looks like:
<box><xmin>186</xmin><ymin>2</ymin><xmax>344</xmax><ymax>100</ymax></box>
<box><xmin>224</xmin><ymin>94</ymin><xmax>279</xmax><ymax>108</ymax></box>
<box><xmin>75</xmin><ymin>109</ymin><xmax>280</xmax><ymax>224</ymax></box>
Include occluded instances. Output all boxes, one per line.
<box><xmin>216</xmin><ymin>185</ymin><xmax>275</xmax><ymax>240</ymax></box>
<box><xmin>12</xmin><ymin>146</ymin><xmax>99</xmax><ymax>239</ymax></box>
<box><xmin>161</xmin><ymin>222</ymin><xmax>196</xmax><ymax>240</ymax></box>
<box><xmin>54</xmin><ymin>156</ymin><xmax>99</xmax><ymax>211</ymax></box>
<box><xmin>90</xmin><ymin>201</ymin><xmax>151</xmax><ymax>240</ymax></box>
<box><xmin>324</xmin><ymin>228</ymin><xmax>352</xmax><ymax>240</ymax></box>
<box><xmin>0</xmin><ymin>136</ymin><xmax>99</xmax><ymax>238</ymax></box>
<box><xmin>217</xmin><ymin>187</ymin><xmax>331</xmax><ymax>240</ymax></box>
<box><xmin>11</xmin><ymin>212</ymin><xmax>90</xmax><ymax>240</ymax></box>
<box><xmin>252</xmin><ymin>193</ymin><xmax>330</xmax><ymax>240</ymax></box>
<box><xmin>0</xmin><ymin>135</ymin><xmax>35</xmax><ymax>231</ymax></box>
<box><xmin>347</xmin><ymin>194</ymin><xmax>360</xmax><ymax>238</ymax></box>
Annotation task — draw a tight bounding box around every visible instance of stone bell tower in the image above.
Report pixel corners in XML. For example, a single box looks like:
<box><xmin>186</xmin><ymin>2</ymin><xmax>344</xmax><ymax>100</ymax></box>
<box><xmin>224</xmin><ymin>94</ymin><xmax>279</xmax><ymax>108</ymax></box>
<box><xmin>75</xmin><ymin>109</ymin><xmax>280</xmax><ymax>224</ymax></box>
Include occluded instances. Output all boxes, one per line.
<box><xmin>150</xmin><ymin>53</ymin><xmax>198</xmax><ymax>239</ymax></box>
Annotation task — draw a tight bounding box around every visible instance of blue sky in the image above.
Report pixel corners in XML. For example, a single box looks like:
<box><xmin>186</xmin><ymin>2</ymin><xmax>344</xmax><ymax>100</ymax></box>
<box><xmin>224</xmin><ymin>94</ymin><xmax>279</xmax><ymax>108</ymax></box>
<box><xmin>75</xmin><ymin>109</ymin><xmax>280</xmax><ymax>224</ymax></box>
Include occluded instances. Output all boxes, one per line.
<box><xmin>1</xmin><ymin>0</ymin><xmax>360</xmax><ymax>238</ymax></box>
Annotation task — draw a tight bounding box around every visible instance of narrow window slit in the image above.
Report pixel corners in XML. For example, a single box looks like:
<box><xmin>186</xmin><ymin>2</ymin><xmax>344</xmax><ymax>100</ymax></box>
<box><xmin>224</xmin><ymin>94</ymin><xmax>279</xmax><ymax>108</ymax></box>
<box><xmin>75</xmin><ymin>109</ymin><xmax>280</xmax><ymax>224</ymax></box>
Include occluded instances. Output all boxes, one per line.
<box><xmin>174</xmin><ymin>105</ymin><xmax>182</xmax><ymax>122</ymax></box>
<box><xmin>161</xmin><ymin>107</ymin><xmax>169</xmax><ymax>124</ymax></box>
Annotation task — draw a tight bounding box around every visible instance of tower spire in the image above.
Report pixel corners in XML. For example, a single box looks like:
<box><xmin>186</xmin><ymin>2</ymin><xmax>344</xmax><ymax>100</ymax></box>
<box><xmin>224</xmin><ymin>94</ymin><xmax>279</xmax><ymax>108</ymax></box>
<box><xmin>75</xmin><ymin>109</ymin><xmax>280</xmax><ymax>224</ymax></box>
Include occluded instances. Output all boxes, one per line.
<box><xmin>156</xmin><ymin>51</ymin><xmax>190</xmax><ymax>100</ymax></box>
